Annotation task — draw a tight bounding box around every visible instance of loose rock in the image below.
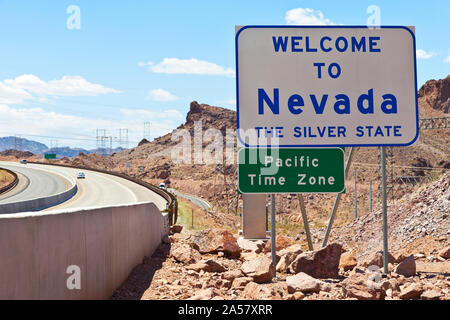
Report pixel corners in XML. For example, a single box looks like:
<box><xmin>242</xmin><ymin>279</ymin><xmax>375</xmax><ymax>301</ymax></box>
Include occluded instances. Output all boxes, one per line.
<box><xmin>339</xmin><ymin>252</ymin><xmax>358</xmax><ymax>271</ymax></box>
<box><xmin>288</xmin><ymin>243</ymin><xmax>342</xmax><ymax>278</ymax></box>
<box><xmin>394</xmin><ymin>255</ymin><xmax>416</xmax><ymax>277</ymax></box>
<box><xmin>241</xmin><ymin>255</ymin><xmax>274</xmax><ymax>283</ymax></box>
<box><xmin>286</xmin><ymin>272</ymin><xmax>323</xmax><ymax>294</ymax></box>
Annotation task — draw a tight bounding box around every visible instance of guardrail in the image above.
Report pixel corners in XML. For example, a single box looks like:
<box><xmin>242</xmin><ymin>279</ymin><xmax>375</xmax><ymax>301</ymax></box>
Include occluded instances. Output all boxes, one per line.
<box><xmin>0</xmin><ymin>167</ymin><xmax>19</xmax><ymax>195</ymax></box>
<box><xmin>28</xmin><ymin>161</ymin><xmax>178</xmax><ymax>225</ymax></box>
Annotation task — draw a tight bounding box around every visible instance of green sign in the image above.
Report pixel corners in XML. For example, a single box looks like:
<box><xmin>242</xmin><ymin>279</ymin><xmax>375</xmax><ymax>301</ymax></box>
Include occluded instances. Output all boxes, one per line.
<box><xmin>44</xmin><ymin>153</ymin><xmax>56</xmax><ymax>159</ymax></box>
<box><xmin>238</xmin><ymin>148</ymin><xmax>345</xmax><ymax>194</ymax></box>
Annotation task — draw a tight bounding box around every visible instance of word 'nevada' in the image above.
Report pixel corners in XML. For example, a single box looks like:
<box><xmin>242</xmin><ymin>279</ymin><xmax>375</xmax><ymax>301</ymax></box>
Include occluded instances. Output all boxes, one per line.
<box><xmin>272</xmin><ymin>35</ymin><xmax>381</xmax><ymax>53</ymax></box>
<box><xmin>258</xmin><ymin>88</ymin><xmax>397</xmax><ymax>115</ymax></box>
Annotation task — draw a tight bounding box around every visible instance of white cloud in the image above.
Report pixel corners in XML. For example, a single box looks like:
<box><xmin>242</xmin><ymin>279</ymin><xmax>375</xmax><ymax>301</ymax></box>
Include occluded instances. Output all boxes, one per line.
<box><xmin>140</xmin><ymin>58</ymin><xmax>235</xmax><ymax>77</ymax></box>
<box><xmin>285</xmin><ymin>8</ymin><xmax>335</xmax><ymax>25</ymax></box>
<box><xmin>147</xmin><ymin>88</ymin><xmax>179</xmax><ymax>101</ymax></box>
<box><xmin>0</xmin><ymin>104</ymin><xmax>184</xmax><ymax>149</ymax></box>
<box><xmin>416</xmin><ymin>49</ymin><xmax>435</xmax><ymax>60</ymax></box>
<box><xmin>0</xmin><ymin>74</ymin><xmax>120</xmax><ymax>105</ymax></box>
<box><xmin>119</xmin><ymin>108</ymin><xmax>183</xmax><ymax>121</ymax></box>
<box><xmin>445</xmin><ymin>55</ymin><xmax>450</xmax><ymax>63</ymax></box>
<box><xmin>223</xmin><ymin>99</ymin><xmax>236</xmax><ymax>105</ymax></box>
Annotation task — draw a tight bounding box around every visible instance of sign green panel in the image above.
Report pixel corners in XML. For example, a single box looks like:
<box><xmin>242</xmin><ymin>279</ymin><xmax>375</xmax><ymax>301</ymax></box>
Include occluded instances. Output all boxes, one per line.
<box><xmin>44</xmin><ymin>153</ymin><xmax>56</xmax><ymax>159</ymax></box>
<box><xmin>238</xmin><ymin>148</ymin><xmax>345</xmax><ymax>194</ymax></box>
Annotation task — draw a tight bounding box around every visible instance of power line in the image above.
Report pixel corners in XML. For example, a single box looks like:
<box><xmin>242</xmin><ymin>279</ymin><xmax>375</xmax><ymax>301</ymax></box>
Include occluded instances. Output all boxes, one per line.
<box><xmin>353</xmin><ymin>162</ymin><xmax>450</xmax><ymax>171</ymax></box>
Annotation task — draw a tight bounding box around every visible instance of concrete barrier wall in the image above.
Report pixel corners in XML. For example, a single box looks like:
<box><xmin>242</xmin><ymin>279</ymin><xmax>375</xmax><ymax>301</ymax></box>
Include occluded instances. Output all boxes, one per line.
<box><xmin>0</xmin><ymin>202</ymin><xmax>167</xmax><ymax>299</ymax></box>
<box><xmin>0</xmin><ymin>175</ymin><xmax>78</xmax><ymax>214</ymax></box>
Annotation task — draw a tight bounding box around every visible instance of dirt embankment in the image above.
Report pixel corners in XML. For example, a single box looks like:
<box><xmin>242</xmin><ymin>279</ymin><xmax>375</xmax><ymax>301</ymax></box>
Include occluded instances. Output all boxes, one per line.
<box><xmin>0</xmin><ymin>169</ymin><xmax>15</xmax><ymax>189</ymax></box>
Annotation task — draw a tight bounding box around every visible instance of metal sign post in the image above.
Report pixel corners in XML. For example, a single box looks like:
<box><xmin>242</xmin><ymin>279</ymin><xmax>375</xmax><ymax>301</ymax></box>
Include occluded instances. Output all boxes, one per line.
<box><xmin>354</xmin><ymin>170</ymin><xmax>358</xmax><ymax>220</ymax></box>
<box><xmin>270</xmin><ymin>194</ymin><xmax>276</xmax><ymax>279</ymax></box>
<box><xmin>322</xmin><ymin>147</ymin><xmax>355</xmax><ymax>247</ymax></box>
<box><xmin>298</xmin><ymin>195</ymin><xmax>313</xmax><ymax>250</ymax></box>
<box><xmin>381</xmin><ymin>147</ymin><xmax>389</xmax><ymax>274</ymax></box>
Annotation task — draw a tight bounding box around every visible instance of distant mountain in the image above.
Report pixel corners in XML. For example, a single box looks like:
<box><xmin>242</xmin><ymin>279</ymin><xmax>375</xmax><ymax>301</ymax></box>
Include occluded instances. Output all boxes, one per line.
<box><xmin>0</xmin><ymin>136</ymin><xmax>126</xmax><ymax>158</ymax></box>
<box><xmin>0</xmin><ymin>136</ymin><xmax>48</xmax><ymax>154</ymax></box>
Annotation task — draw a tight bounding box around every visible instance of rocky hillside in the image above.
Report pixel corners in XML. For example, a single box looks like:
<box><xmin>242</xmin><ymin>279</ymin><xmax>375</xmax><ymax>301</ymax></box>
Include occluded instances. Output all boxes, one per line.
<box><xmin>418</xmin><ymin>75</ymin><xmax>450</xmax><ymax>116</ymax></box>
<box><xmin>114</xmin><ymin>101</ymin><xmax>236</xmax><ymax>160</ymax></box>
<box><xmin>23</xmin><ymin>76</ymin><xmax>449</xmax><ymax>230</ymax></box>
<box><xmin>111</xmin><ymin>226</ymin><xmax>450</xmax><ymax>300</ymax></box>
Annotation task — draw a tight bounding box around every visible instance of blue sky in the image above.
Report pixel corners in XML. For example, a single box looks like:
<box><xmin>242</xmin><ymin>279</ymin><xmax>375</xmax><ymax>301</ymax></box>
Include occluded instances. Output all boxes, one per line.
<box><xmin>0</xmin><ymin>0</ymin><xmax>448</xmax><ymax>149</ymax></box>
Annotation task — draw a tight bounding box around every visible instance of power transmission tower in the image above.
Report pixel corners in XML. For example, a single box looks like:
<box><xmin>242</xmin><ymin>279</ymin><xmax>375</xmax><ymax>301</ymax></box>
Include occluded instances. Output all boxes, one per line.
<box><xmin>143</xmin><ymin>122</ymin><xmax>151</xmax><ymax>140</ymax></box>
<box><xmin>96</xmin><ymin>129</ymin><xmax>108</xmax><ymax>156</ymax></box>
<box><xmin>14</xmin><ymin>135</ymin><xmax>22</xmax><ymax>151</ymax></box>
<box><xmin>50</xmin><ymin>140</ymin><xmax>58</xmax><ymax>157</ymax></box>
<box><xmin>118</xmin><ymin>128</ymin><xmax>129</xmax><ymax>149</ymax></box>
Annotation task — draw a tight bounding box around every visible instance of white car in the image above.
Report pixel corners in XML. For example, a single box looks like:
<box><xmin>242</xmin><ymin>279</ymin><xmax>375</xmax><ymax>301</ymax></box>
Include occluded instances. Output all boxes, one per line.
<box><xmin>159</xmin><ymin>182</ymin><xmax>165</xmax><ymax>189</ymax></box>
<box><xmin>77</xmin><ymin>172</ymin><xmax>85</xmax><ymax>179</ymax></box>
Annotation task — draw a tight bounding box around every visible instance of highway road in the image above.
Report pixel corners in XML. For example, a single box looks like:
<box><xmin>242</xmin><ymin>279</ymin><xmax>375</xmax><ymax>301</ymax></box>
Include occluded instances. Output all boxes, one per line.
<box><xmin>169</xmin><ymin>188</ymin><xmax>211</xmax><ymax>210</ymax></box>
<box><xmin>0</xmin><ymin>162</ymin><xmax>168</xmax><ymax>213</ymax></box>
<box><xmin>0</xmin><ymin>162</ymin><xmax>71</xmax><ymax>205</ymax></box>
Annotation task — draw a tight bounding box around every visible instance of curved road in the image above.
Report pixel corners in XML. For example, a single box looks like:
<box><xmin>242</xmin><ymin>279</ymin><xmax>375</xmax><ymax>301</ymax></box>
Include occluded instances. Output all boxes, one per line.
<box><xmin>0</xmin><ymin>162</ymin><xmax>70</xmax><ymax>205</ymax></box>
<box><xmin>0</xmin><ymin>161</ymin><xmax>168</xmax><ymax>213</ymax></box>
<box><xmin>168</xmin><ymin>188</ymin><xmax>211</xmax><ymax>210</ymax></box>
<box><xmin>45</xmin><ymin>165</ymin><xmax>168</xmax><ymax>212</ymax></box>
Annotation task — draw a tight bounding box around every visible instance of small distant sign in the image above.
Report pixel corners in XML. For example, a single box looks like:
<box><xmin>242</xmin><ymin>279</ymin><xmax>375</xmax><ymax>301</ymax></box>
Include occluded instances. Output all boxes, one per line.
<box><xmin>44</xmin><ymin>154</ymin><xmax>56</xmax><ymax>159</ymax></box>
<box><xmin>138</xmin><ymin>165</ymin><xmax>145</xmax><ymax>173</ymax></box>
<box><xmin>125</xmin><ymin>161</ymin><xmax>131</xmax><ymax>169</ymax></box>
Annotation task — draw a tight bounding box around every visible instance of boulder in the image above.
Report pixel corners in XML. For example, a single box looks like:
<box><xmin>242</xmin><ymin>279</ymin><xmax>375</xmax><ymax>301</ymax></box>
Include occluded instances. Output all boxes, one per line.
<box><xmin>279</xmin><ymin>243</ymin><xmax>303</xmax><ymax>255</ymax></box>
<box><xmin>237</xmin><ymin>238</ymin><xmax>264</xmax><ymax>253</ymax></box>
<box><xmin>288</xmin><ymin>243</ymin><xmax>342</xmax><ymax>278</ymax></box>
<box><xmin>438</xmin><ymin>245</ymin><xmax>450</xmax><ymax>259</ymax></box>
<box><xmin>171</xmin><ymin>243</ymin><xmax>201</xmax><ymax>264</ymax></box>
<box><xmin>343</xmin><ymin>274</ymin><xmax>385</xmax><ymax>300</ymax></box>
<box><xmin>399</xmin><ymin>284</ymin><xmax>423</xmax><ymax>300</ymax></box>
<box><xmin>240</xmin><ymin>252</ymin><xmax>260</xmax><ymax>261</ymax></box>
<box><xmin>232</xmin><ymin>277</ymin><xmax>254</xmax><ymax>288</ymax></box>
<box><xmin>420</xmin><ymin>289</ymin><xmax>442</xmax><ymax>300</ymax></box>
<box><xmin>221</xmin><ymin>269</ymin><xmax>244</xmax><ymax>282</ymax></box>
<box><xmin>170</xmin><ymin>224</ymin><xmax>183</xmax><ymax>234</ymax></box>
<box><xmin>364</xmin><ymin>250</ymin><xmax>396</xmax><ymax>268</ymax></box>
<box><xmin>242</xmin><ymin>282</ymin><xmax>283</xmax><ymax>300</ymax></box>
<box><xmin>190</xmin><ymin>229</ymin><xmax>241</xmax><ymax>258</ymax></box>
<box><xmin>203</xmin><ymin>259</ymin><xmax>227</xmax><ymax>273</ymax></box>
<box><xmin>186</xmin><ymin>259</ymin><xmax>226</xmax><ymax>273</ymax></box>
<box><xmin>187</xmin><ymin>288</ymin><xmax>222</xmax><ymax>300</ymax></box>
<box><xmin>276</xmin><ymin>251</ymin><xmax>299</xmax><ymax>273</ymax></box>
<box><xmin>186</xmin><ymin>263</ymin><xmax>209</xmax><ymax>272</ymax></box>
<box><xmin>241</xmin><ymin>255</ymin><xmax>274</xmax><ymax>283</ymax></box>
<box><xmin>394</xmin><ymin>255</ymin><xmax>416</xmax><ymax>277</ymax></box>
<box><xmin>264</xmin><ymin>234</ymin><xmax>292</xmax><ymax>253</ymax></box>
<box><xmin>285</xmin><ymin>272</ymin><xmax>322</xmax><ymax>294</ymax></box>
<box><xmin>339</xmin><ymin>252</ymin><xmax>358</xmax><ymax>271</ymax></box>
